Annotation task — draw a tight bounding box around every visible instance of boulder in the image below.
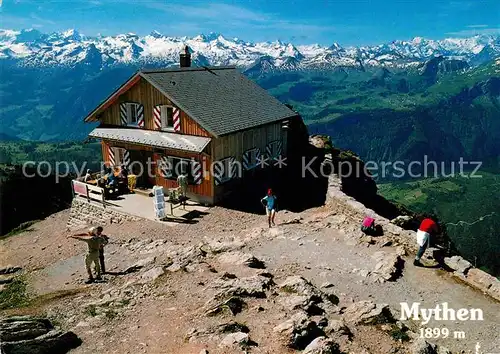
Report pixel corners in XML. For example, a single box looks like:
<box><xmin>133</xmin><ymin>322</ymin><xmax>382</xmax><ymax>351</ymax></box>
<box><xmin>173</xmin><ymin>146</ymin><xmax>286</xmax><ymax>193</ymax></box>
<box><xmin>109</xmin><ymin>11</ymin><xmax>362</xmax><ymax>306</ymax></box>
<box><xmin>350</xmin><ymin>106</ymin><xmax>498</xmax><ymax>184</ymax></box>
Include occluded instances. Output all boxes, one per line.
<box><xmin>324</xmin><ymin>319</ymin><xmax>351</xmax><ymax>337</ymax></box>
<box><xmin>211</xmin><ymin>275</ymin><xmax>274</xmax><ymax>298</ymax></box>
<box><xmin>0</xmin><ymin>275</ymin><xmax>15</xmax><ymax>285</ymax></box>
<box><xmin>217</xmin><ymin>251</ymin><xmax>265</xmax><ymax>269</ymax></box>
<box><xmin>124</xmin><ymin>256</ymin><xmax>157</xmax><ymax>273</ymax></box>
<box><xmin>139</xmin><ymin>267</ymin><xmax>165</xmax><ymax>283</ymax></box>
<box><xmin>278</xmin><ymin>276</ymin><xmax>339</xmax><ymax>314</ymax></box>
<box><xmin>204</xmin><ymin>296</ymin><xmax>247</xmax><ymax>316</ymax></box>
<box><xmin>487</xmin><ymin>281</ymin><xmax>500</xmax><ymax>301</ymax></box>
<box><xmin>390</xmin><ymin>215</ymin><xmax>414</xmax><ymax>229</ymax></box>
<box><xmin>436</xmin><ymin>345</ymin><xmax>452</xmax><ymax>354</ymax></box>
<box><xmin>342</xmin><ymin>301</ymin><xmax>394</xmax><ymax>325</ymax></box>
<box><xmin>0</xmin><ymin>316</ymin><xmax>81</xmax><ymax>354</ymax></box>
<box><xmin>273</xmin><ymin>311</ymin><xmax>324</xmax><ymax>350</ymax></box>
<box><xmin>186</xmin><ymin>321</ymin><xmax>249</xmax><ymax>342</ymax></box>
<box><xmin>218</xmin><ymin>332</ymin><xmax>249</xmax><ymax>348</ymax></box>
<box><xmin>444</xmin><ymin>256</ymin><xmax>472</xmax><ymax>275</ymax></box>
<box><xmin>370</xmin><ymin>252</ymin><xmax>403</xmax><ymax>283</ymax></box>
<box><xmin>206</xmin><ymin>239</ymin><xmax>245</xmax><ymax>254</ymax></box>
<box><xmin>465</xmin><ymin>268</ymin><xmax>496</xmax><ymax>292</ymax></box>
<box><xmin>410</xmin><ymin>339</ymin><xmax>437</xmax><ymax>354</ymax></box>
<box><xmin>303</xmin><ymin>336</ymin><xmax>341</xmax><ymax>354</ymax></box>
<box><xmin>0</xmin><ymin>266</ymin><xmax>22</xmax><ymax>275</ymax></box>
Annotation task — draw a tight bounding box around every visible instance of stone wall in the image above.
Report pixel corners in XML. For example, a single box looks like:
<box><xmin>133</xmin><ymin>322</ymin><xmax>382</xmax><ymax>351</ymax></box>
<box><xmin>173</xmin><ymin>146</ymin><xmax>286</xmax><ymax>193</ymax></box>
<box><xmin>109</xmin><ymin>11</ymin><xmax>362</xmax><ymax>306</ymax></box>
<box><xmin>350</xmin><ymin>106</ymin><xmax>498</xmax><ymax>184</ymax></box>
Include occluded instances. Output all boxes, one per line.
<box><xmin>326</xmin><ymin>174</ymin><xmax>500</xmax><ymax>303</ymax></box>
<box><xmin>326</xmin><ymin>174</ymin><xmax>417</xmax><ymax>251</ymax></box>
<box><xmin>66</xmin><ymin>197</ymin><xmax>142</xmax><ymax>231</ymax></box>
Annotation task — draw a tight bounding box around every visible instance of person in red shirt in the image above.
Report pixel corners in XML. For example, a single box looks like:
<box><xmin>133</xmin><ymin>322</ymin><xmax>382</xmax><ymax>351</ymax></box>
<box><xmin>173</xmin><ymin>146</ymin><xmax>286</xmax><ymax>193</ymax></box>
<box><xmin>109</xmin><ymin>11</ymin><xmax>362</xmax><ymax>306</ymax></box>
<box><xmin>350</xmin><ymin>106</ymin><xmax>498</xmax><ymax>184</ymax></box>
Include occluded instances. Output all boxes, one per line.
<box><xmin>414</xmin><ymin>216</ymin><xmax>439</xmax><ymax>266</ymax></box>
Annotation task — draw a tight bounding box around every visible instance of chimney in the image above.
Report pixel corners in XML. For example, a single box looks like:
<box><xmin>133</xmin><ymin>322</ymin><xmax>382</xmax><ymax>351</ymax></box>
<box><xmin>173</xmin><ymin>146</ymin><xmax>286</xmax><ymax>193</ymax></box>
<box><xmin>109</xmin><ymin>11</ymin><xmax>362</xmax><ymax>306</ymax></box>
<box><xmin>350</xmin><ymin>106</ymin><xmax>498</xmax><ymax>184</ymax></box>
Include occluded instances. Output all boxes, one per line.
<box><xmin>180</xmin><ymin>45</ymin><xmax>191</xmax><ymax>68</ymax></box>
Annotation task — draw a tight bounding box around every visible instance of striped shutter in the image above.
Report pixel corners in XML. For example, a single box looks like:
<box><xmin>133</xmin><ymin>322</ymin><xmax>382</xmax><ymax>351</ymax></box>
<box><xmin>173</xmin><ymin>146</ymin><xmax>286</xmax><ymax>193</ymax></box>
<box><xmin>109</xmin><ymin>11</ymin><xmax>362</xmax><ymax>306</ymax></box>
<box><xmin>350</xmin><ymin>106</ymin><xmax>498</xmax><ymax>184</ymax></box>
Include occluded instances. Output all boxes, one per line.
<box><xmin>107</xmin><ymin>145</ymin><xmax>116</xmax><ymax>166</ymax></box>
<box><xmin>137</xmin><ymin>105</ymin><xmax>145</xmax><ymax>128</ymax></box>
<box><xmin>119</xmin><ymin>103</ymin><xmax>128</xmax><ymax>125</ymax></box>
<box><xmin>159</xmin><ymin>155</ymin><xmax>172</xmax><ymax>178</ymax></box>
<box><xmin>191</xmin><ymin>159</ymin><xmax>202</xmax><ymax>185</ymax></box>
<box><xmin>230</xmin><ymin>157</ymin><xmax>239</xmax><ymax>179</ymax></box>
<box><xmin>173</xmin><ymin>107</ymin><xmax>181</xmax><ymax>132</ymax></box>
<box><xmin>153</xmin><ymin>105</ymin><xmax>162</xmax><ymax>130</ymax></box>
<box><xmin>213</xmin><ymin>160</ymin><xmax>223</xmax><ymax>186</ymax></box>
<box><xmin>266</xmin><ymin>141</ymin><xmax>282</xmax><ymax>160</ymax></box>
<box><xmin>243</xmin><ymin>148</ymin><xmax>260</xmax><ymax>170</ymax></box>
<box><xmin>122</xmin><ymin>149</ymin><xmax>130</xmax><ymax>167</ymax></box>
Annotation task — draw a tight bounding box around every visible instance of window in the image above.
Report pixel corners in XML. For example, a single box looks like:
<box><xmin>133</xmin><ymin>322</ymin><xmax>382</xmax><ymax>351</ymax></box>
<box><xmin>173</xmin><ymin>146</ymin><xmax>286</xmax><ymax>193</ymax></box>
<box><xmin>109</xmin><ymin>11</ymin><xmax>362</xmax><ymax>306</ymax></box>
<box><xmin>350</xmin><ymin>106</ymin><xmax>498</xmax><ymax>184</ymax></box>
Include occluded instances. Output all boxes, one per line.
<box><xmin>124</xmin><ymin>103</ymin><xmax>141</xmax><ymax>126</ymax></box>
<box><xmin>243</xmin><ymin>148</ymin><xmax>260</xmax><ymax>170</ymax></box>
<box><xmin>161</xmin><ymin>106</ymin><xmax>174</xmax><ymax>130</ymax></box>
<box><xmin>159</xmin><ymin>155</ymin><xmax>193</xmax><ymax>183</ymax></box>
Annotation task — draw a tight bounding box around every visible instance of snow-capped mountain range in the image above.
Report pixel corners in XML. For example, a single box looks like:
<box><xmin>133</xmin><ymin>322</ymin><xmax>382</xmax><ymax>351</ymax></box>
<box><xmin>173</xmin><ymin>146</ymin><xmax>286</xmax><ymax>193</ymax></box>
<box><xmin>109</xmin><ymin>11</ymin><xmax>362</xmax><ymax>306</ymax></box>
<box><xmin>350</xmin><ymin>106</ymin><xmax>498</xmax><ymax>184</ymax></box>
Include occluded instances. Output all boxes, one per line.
<box><xmin>1</xmin><ymin>28</ymin><xmax>499</xmax><ymax>72</ymax></box>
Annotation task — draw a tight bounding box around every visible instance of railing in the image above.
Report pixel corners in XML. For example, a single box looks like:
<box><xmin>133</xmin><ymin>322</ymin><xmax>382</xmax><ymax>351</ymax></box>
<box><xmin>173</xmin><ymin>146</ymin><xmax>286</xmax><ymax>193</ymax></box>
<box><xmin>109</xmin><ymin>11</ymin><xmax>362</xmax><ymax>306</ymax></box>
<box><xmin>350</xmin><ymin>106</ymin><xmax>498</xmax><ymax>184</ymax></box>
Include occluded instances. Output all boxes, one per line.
<box><xmin>71</xmin><ymin>180</ymin><xmax>106</xmax><ymax>206</ymax></box>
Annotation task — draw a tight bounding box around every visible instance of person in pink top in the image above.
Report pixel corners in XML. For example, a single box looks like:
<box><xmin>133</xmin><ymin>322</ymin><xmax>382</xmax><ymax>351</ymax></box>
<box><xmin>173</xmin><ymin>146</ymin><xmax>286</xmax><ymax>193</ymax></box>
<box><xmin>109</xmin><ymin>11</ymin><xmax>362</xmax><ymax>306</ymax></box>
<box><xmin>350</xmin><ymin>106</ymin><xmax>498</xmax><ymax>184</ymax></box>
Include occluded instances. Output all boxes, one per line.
<box><xmin>361</xmin><ymin>216</ymin><xmax>376</xmax><ymax>235</ymax></box>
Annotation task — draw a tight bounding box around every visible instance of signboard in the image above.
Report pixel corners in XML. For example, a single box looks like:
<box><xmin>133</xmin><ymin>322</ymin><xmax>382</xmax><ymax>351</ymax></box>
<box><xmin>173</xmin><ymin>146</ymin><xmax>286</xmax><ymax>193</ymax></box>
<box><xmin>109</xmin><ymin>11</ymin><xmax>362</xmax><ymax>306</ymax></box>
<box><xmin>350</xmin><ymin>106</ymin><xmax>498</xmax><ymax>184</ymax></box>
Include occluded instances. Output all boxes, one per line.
<box><xmin>153</xmin><ymin>186</ymin><xmax>166</xmax><ymax>219</ymax></box>
<box><xmin>72</xmin><ymin>180</ymin><xmax>88</xmax><ymax>196</ymax></box>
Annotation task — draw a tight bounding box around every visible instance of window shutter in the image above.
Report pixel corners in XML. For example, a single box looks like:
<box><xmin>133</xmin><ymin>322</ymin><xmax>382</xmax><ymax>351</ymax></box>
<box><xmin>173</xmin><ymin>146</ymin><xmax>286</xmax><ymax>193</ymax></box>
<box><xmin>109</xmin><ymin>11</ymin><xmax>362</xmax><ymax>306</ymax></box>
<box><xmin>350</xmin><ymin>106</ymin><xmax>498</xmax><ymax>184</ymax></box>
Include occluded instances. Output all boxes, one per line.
<box><xmin>119</xmin><ymin>103</ymin><xmax>128</xmax><ymax>125</ymax></box>
<box><xmin>173</xmin><ymin>107</ymin><xmax>181</xmax><ymax>132</ymax></box>
<box><xmin>229</xmin><ymin>157</ymin><xmax>238</xmax><ymax>179</ymax></box>
<box><xmin>191</xmin><ymin>160</ymin><xmax>202</xmax><ymax>185</ymax></box>
<box><xmin>213</xmin><ymin>160</ymin><xmax>223</xmax><ymax>186</ymax></box>
<box><xmin>122</xmin><ymin>149</ymin><xmax>130</xmax><ymax>167</ymax></box>
<box><xmin>107</xmin><ymin>144</ymin><xmax>116</xmax><ymax>166</ymax></box>
<box><xmin>153</xmin><ymin>105</ymin><xmax>162</xmax><ymax>130</ymax></box>
<box><xmin>243</xmin><ymin>148</ymin><xmax>260</xmax><ymax>170</ymax></box>
<box><xmin>137</xmin><ymin>104</ymin><xmax>145</xmax><ymax>128</ymax></box>
<box><xmin>159</xmin><ymin>155</ymin><xmax>172</xmax><ymax>178</ymax></box>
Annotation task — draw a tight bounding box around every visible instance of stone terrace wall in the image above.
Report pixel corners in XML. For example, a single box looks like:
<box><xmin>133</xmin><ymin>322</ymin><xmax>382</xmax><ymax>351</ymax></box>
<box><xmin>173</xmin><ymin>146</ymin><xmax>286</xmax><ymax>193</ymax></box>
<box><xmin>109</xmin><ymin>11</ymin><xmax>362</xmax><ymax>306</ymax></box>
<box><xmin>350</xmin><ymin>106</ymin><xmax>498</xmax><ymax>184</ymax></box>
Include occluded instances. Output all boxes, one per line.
<box><xmin>66</xmin><ymin>197</ymin><xmax>142</xmax><ymax>231</ymax></box>
<box><xmin>326</xmin><ymin>174</ymin><xmax>417</xmax><ymax>251</ymax></box>
<box><xmin>326</xmin><ymin>174</ymin><xmax>500</xmax><ymax>302</ymax></box>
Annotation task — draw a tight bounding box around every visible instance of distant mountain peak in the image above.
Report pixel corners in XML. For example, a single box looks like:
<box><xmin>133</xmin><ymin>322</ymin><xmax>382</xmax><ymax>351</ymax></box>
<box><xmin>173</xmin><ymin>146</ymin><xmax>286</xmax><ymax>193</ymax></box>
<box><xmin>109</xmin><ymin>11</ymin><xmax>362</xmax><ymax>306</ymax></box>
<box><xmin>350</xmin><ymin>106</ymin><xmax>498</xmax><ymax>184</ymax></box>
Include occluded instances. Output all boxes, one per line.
<box><xmin>0</xmin><ymin>29</ymin><xmax>498</xmax><ymax>71</ymax></box>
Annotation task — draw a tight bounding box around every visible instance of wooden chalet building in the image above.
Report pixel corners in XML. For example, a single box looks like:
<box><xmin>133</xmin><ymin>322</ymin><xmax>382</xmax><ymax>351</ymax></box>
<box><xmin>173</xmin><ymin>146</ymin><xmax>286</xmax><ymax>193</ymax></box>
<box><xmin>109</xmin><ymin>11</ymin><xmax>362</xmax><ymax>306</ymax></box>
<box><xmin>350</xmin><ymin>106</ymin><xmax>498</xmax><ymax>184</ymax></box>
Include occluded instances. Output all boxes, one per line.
<box><xmin>84</xmin><ymin>47</ymin><xmax>306</xmax><ymax>205</ymax></box>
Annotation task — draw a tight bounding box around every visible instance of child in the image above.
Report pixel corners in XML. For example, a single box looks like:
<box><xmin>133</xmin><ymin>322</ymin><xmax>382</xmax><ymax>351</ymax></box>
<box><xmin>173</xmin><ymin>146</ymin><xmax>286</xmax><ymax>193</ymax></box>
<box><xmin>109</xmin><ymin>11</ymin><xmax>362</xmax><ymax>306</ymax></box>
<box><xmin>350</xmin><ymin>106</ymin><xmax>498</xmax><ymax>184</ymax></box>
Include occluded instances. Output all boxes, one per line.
<box><xmin>261</xmin><ymin>189</ymin><xmax>277</xmax><ymax>228</ymax></box>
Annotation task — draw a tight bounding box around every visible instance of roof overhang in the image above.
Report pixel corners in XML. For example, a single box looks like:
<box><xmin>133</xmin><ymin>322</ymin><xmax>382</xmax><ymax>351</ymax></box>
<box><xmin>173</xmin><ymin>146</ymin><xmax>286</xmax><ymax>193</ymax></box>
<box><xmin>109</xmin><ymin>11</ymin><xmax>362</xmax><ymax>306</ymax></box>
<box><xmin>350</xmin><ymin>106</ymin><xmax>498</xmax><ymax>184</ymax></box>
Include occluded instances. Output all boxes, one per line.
<box><xmin>84</xmin><ymin>73</ymin><xmax>141</xmax><ymax>123</ymax></box>
<box><xmin>89</xmin><ymin>127</ymin><xmax>211</xmax><ymax>153</ymax></box>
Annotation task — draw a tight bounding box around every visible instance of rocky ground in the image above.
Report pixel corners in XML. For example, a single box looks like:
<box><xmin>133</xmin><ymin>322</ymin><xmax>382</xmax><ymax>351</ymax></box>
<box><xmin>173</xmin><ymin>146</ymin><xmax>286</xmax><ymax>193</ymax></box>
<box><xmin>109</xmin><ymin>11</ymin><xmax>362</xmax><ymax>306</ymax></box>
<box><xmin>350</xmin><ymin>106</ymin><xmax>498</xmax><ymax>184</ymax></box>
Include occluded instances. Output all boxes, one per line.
<box><xmin>1</xmin><ymin>202</ymin><xmax>499</xmax><ymax>354</ymax></box>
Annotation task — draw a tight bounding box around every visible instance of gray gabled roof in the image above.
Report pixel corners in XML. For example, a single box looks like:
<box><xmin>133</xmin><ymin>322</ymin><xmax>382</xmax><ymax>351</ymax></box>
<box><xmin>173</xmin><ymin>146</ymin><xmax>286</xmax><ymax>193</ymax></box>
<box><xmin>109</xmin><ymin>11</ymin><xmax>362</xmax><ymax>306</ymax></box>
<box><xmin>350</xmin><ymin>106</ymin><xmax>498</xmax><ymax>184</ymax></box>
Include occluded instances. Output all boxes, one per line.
<box><xmin>89</xmin><ymin>127</ymin><xmax>211</xmax><ymax>153</ymax></box>
<box><xmin>140</xmin><ymin>67</ymin><xmax>298</xmax><ymax>137</ymax></box>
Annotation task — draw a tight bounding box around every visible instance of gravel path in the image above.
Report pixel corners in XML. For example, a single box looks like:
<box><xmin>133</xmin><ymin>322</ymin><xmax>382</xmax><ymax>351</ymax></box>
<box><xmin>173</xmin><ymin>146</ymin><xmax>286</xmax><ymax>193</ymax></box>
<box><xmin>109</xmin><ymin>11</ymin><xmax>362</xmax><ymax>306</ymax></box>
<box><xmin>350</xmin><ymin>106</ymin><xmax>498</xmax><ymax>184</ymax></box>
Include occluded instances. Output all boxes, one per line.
<box><xmin>1</xmin><ymin>205</ymin><xmax>499</xmax><ymax>353</ymax></box>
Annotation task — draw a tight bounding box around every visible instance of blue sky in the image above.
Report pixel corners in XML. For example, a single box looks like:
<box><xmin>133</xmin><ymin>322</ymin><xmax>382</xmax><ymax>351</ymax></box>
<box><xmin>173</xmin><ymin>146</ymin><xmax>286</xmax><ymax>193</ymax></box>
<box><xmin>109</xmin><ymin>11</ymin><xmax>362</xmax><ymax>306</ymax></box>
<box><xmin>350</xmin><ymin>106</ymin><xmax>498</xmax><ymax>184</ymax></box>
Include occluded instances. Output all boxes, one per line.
<box><xmin>1</xmin><ymin>0</ymin><xmax>499</xmax><ymax>45</ymax></box>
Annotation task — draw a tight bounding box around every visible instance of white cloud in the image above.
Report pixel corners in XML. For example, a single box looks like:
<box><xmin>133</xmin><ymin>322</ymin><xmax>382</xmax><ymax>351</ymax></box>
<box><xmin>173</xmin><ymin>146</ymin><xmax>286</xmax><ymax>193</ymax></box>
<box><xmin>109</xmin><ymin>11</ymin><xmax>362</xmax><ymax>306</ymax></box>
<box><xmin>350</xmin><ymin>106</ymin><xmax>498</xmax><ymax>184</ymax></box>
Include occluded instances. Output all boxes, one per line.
<box><xmin>467</xmin><ymin>24</ymin><xmax>489</xmax><ymax>28</ymax></box>
<box><xmin>447</xmin><ymin>27</ymin><xmax>500</xmax><ymax>36</ymax></box>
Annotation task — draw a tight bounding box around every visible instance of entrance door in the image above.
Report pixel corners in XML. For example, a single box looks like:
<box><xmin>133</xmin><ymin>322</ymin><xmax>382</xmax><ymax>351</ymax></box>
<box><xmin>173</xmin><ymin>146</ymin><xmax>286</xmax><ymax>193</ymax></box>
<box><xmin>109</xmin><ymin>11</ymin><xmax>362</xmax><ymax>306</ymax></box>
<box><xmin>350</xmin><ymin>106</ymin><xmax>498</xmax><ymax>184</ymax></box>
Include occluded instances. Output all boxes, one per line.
<box><xmin>129</xmin><ymin>150</ymin><xmax>155</xmax><ymax>189</ymax></box>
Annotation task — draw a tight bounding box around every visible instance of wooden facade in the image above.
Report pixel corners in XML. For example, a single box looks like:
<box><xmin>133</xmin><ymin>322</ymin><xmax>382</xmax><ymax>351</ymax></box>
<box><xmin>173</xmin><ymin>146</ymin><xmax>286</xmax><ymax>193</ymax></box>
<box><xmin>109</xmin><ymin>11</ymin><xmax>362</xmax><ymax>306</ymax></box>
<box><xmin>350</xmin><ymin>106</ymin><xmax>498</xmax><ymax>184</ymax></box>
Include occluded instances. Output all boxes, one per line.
<box><xmin>97</xmin><ymin>78</ymin><xmax>210</xmax><ymax>137</ymax></box>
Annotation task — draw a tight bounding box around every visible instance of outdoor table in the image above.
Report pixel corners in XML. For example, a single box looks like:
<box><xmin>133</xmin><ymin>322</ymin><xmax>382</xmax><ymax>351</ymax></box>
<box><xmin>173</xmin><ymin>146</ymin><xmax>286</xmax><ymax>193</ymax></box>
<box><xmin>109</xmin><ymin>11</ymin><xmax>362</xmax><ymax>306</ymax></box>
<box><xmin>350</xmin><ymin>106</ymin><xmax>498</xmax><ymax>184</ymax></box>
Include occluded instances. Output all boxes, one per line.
<box><xmin>167</xmin><ymin>195</ymin><xmax>189</xmax><ymax>215</ymax></box>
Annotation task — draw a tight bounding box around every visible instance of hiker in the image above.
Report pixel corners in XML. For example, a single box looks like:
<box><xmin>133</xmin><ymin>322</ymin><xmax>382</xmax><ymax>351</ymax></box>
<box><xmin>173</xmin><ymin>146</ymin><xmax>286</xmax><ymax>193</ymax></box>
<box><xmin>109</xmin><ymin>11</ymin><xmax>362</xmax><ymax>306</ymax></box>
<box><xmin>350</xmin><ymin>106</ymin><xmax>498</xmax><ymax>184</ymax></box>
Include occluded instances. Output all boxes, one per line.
<box><xmin>261</xmin><ymin>188</ymin><xmax>277</xmax><ymax>228</ymax></box>
<box><xmin>177</xmin><ymin>168</ymin><xmax>188</xmax><ymax>197</ymax></box>
<box><xmin>68</xmin><ymin>227</ymin><xmax>108</xmax><ymax>283</ymax></box>
<box><xmin>95</xmin><ymin>226</ymin><xmax>109</xmax><ymax>274</ymax></box>
<box><xmin>414</xmin><ymin>216</ymin><xmax>439</xmax><ymax>266</ymax></box>
<box><xmin>361</xmin><ymin>216</ymin><xmax>376</xmax><ymax>235</ymax></box>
